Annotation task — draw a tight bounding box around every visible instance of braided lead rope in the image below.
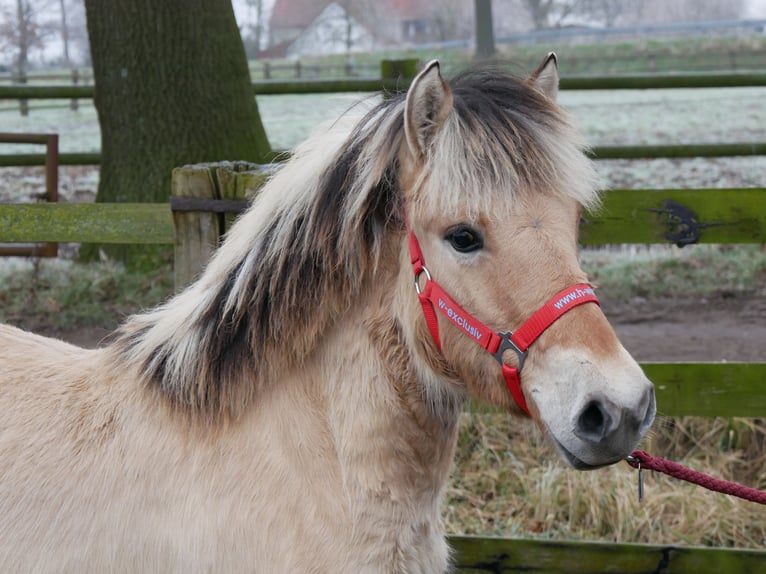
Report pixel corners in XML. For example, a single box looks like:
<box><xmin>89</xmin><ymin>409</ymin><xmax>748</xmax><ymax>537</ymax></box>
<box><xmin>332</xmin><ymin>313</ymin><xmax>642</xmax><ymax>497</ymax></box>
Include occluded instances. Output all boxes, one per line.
<box><xmin>627</xmin><ymin>450</ymin><xmax>766</xmax><ymax>505</ymax></box>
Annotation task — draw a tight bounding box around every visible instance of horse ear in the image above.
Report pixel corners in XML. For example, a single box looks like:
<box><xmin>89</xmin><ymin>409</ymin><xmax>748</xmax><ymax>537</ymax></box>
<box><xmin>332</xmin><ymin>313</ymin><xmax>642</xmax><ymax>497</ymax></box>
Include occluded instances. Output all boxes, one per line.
<box><xmin>404</xmin><ymin>60</ymin><xmax>453</xmax><ymax>159</ymax></box>
<box><xmin>528</xmin><ymin>52</ymin><xmax>559</xmax><ymax>101</ymax></box>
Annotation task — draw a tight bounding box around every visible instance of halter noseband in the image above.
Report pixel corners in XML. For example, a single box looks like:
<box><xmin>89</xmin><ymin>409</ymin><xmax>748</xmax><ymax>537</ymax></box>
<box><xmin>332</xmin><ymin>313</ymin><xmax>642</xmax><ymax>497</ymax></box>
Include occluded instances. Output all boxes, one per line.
<box><xmin>408</xmin><ymin>229</ymin><xmax>599</xmax><ymax>416</ymax></box>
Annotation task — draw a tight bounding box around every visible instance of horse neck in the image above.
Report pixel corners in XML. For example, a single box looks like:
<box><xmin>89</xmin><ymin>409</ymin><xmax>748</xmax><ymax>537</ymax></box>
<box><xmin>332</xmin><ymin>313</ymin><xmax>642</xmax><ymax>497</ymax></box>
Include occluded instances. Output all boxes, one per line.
<box><xmin>278</xmin><ymin>263</ymin><xmax>463</xmax><ymax>514</ymax></box>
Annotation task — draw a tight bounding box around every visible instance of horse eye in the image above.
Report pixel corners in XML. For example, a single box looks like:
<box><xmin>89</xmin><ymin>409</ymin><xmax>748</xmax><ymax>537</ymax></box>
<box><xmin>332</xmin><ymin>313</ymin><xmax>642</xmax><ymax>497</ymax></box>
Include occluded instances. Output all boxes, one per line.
<box><xmin>445</xmin><ymin>226</ymin><xmax>483</xmax><ymax>253</ymax></box>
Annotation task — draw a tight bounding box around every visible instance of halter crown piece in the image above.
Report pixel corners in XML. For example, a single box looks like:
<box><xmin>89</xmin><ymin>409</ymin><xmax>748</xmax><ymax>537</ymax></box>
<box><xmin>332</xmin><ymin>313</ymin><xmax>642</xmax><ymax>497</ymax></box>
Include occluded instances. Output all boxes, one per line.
<box><xmin>407</xmin><ymin>228</ymin><xmax>600</xmax><ymax>416</ymax></box>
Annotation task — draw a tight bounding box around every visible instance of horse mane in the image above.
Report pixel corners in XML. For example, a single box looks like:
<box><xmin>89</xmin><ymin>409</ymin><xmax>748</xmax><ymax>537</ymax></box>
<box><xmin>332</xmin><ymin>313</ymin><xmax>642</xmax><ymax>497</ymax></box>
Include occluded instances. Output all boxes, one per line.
<box><xmin>110</xmin><ymin>64</ymin><xmax>599</xmax><ymax>418</ymax></box>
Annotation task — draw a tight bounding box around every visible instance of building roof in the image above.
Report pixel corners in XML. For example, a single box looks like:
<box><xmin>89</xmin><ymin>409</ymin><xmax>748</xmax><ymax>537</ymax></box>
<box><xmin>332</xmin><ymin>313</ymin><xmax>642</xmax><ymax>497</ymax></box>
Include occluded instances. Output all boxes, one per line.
<box><xmin>270</xmin><ymin>0</ymin><xmax>434</xmax><ymax>30</ymax></box>
<box><xmin>385</xmin><ymin>0</ymin><xmax>432</xmax><ymax>20</ymax></box>
<box><xmin>270</xmin><ymin>0</ymin><xmax>329</xmax><ymax>29</ymax></box>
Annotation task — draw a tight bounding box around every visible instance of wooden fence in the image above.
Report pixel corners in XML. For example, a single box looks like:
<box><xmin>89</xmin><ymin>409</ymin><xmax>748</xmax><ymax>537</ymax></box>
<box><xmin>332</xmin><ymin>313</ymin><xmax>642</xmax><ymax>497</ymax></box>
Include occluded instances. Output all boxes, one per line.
<box><xmin>0</xmin><ymin>68</ymin><xmax>92</xmax><ymax>115</ymax></box>
<box><xmin>1</xmin><ymin>68</ymin><xmax>766</xmax><ymax>169</ymax></box>
<box><xmin>3</xmin><ymin>44</ymin><xmax>766</xmax><ymax>89</ymax></box>
<box><xmin>0</xmin><ymin>132</ymin><xmax>58</xmax><ymax>257</ymax></box>
<box><xmin>0</xmin><ymin>68</ymin><xmax>765</xmax><ymax>571</ymax></box>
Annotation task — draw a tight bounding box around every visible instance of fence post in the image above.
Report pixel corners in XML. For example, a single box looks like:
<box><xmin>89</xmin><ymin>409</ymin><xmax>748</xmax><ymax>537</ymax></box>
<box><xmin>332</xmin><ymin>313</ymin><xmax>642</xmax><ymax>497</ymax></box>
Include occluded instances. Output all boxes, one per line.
<box><xmin>380</xmin><ymin>58</ymin><xmax>419</xmax><ymax>92</ymax></box>
<box><xmin>41</xmin><ymin>134</ymin><xmax>59</xmax><ymax>257</ymax></box>
<box><xmin>171</xmin><ymin>161</ymin><xmax>273</xmax><ymax>290</ymax></box>
<box><xmin>171</xmin><ymin>166</ymin><xmax>221</xmax><ymax>290</ymax></box>
<box><xmin>15</xmin><ymin>69</ymin><xmax>28</xmax><ymax>116</ymax></box>
<box><xmin>70</xmin><ymin>69</ymin><xmax>79</xmax><ymax>111</ymax></box>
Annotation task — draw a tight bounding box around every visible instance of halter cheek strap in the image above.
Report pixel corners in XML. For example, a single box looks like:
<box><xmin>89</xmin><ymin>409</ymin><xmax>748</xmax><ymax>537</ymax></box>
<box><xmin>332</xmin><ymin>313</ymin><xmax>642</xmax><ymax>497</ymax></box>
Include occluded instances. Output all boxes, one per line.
<box><xmin>408</xmin><ymin>229</ymin><xmax>599</xmax><ymax>416</ymax></box>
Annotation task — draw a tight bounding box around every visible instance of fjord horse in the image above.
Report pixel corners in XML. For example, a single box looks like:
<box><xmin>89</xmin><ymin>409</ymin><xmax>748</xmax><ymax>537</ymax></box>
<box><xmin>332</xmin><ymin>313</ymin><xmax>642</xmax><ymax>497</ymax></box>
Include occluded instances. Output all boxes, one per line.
<box><xmin>0</xmin><ymin>55</ymin><xmax>654</xmax><ymax>572</ymax></box>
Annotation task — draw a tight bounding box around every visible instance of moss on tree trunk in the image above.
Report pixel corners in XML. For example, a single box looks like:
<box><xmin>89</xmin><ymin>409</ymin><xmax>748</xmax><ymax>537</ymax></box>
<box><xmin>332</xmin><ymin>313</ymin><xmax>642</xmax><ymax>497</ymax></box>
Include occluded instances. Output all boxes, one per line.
<box><xmin>82</xmin><ymin>0</ymin><xmax>271</xmax><ymax>268</ymax></box>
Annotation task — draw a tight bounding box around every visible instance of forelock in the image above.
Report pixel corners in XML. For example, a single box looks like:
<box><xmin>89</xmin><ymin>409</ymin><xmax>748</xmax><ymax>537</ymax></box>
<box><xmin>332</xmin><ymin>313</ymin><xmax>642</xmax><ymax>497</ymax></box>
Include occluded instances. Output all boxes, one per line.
<box><xmin>419</xmin><ymin>66</ymin><xmax>600</xmax><ymax>218</ymax></box>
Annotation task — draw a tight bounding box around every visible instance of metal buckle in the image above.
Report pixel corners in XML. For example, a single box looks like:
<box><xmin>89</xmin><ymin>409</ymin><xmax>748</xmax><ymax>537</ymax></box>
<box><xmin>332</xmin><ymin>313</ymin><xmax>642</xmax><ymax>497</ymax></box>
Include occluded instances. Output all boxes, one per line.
<box><xmin>492</xmin><ymin>332</ymin><xmax>528</xmax><ymax>372</ymax></box>
<box><xmin>626</xmin><ymin>455</ymin><xmax>644</xmax><ymax>503</ymax></box>
<box><xmin>414</xmin><ymin>265</ymin><xmax>432</xmax><ymax>295</ymax></box>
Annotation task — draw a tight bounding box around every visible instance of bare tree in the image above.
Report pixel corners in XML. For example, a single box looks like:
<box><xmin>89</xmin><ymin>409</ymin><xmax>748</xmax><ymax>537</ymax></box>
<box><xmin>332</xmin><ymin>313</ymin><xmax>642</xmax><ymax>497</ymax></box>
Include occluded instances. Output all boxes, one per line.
<box><xmin>240</xmin><ymin>0</ymin><xmax>265</xmax><ymax>58</ymax></box>
<box><xmin>493</xmin><ymin>0</ymin><xmax>534</xmax><ymax>35</ymax></box>
<box><xmin>430</xmin><ymin>0</ymin><xmax>474</xmax><ymax>41</ymax></box>
<box><xmin>57</xmin><ymin>0</ymin><xmax>70</xmax><ymax>64</ymax></box>
<box><xmin>0</xmin><ymin>0</ymin><xmax>87</xmax><ymax>69</ymax></box>
<box><xmin>581</xmin><ymin>0</ymin><xmax>623</xmax><ymax>27</ymax></box>
<box><xmin>593</xmin><ymin>0</ymin><xmax>745</xmax><ymax>26</ymax></box>
<box><xmin>520</xmin><ymin>0</ymin><xmax>584</xmax><ymax>30</ymax></box>
<box><xmin>0</xmin><ymin>0</ymin><xmax>46</xmax><ymax>75</ymax></box>
<box><xmin>521</xmin><ymin>0</ymin><xmax>552</xmax><ymax>29</ymax></box>
<box><xmin>637</xmin><ymin>0</ymin><xmax>745</xmax><ymax>23</ymax></box>
<box><xmin>65</xmin><ymin>0</ymin><xmax>89</xmax><ymax>65</ymax></box>
<box><xmin>357</xmin><ymin>0</ymin><xmax>409</xmax><ymax>45</ymax></box>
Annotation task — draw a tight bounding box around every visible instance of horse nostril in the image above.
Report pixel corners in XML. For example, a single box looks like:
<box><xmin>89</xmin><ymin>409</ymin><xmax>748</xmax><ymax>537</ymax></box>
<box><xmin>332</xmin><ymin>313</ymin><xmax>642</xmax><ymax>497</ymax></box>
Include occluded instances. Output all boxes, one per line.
<box><xmin>640</xmin><ymin>387</ymin><xmax>657</xmax><ymax>435</ymax></box>
<box><xmin>575</xmin><ymin>400</ymin><xmax>613</xmax><ymax>444</ymax></box>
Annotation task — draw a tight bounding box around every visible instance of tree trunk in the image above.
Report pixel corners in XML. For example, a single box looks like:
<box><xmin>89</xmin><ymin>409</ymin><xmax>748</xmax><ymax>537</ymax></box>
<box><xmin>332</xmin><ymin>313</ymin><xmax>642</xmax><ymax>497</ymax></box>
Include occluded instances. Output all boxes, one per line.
<box><xmin>82</xmin><ymin>0</ymin><xmax>271</xmax><ymax>268</ymax></box>
<box><xmin>58</xmin><ymin>0</ymin><xmax>70</xmax><ymax>65</ymax></box>
<box><xmin>15</xmin><ymin>0</ymin><xmax>29</xmax><ymax>74</ymax></box>
<box><xmin>475</xmin><ymin>0</ymin><xmax>496</xmax><ymax>59</ymax></box>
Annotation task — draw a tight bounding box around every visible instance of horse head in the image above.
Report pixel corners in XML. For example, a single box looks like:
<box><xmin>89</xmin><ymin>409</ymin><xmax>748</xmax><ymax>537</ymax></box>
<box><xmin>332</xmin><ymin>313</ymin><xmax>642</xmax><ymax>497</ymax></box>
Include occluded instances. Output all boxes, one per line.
<box><xmin>397</xmin><ymin>56</ymin><xmax>655</xmax><ymax>469</ymax></box>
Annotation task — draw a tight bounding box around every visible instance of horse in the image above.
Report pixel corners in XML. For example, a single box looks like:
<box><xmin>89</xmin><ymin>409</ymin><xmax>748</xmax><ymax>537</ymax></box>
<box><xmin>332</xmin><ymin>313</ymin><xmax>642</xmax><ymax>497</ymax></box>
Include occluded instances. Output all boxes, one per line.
<box><xmin>0</xmin><ymin>55</ymin><xmax>655</xmax><ymax>573</ymax></box>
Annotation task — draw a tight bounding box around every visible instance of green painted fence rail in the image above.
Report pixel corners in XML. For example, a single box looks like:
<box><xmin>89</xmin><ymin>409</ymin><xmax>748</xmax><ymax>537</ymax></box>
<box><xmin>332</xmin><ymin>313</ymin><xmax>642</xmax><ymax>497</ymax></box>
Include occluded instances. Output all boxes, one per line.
<box><xmin>448</xmin><ymin>535</ymin><xmax>766</xmax><ymax>573</ymax></box>
<box><xmin>1</xmin><ymin>71</ymin><xmax>765</xmax><ymax>102</ymax></box>
<box><xmin>645</xmin><ymin>362</ymin><xmax>766</xmax><ymax>418</ymax></box>
<box><xmin>0</xmin><ymin>203</ymin><xmax>173</xmax><ymax>244</ymax></box>
<box><xmin>559</xmin><ymin>70</ymin><xmax>766</xmax><ymax>90</ymax></box>
<box><xmin>0</xmin><ymin>152</ymin><xmax>100</xmax><ymax>167</ymax></box>
<box><xmin>470</xmin><ymin>362</ymin><xmax>766</xmax><ymax>418</ymax></box>
<box><xmin>4</xmin><ymin>143</ymin><xmax>766</xmax><ymax>168</ymax></box>
<box><xmin>4</xmin><ymin>188</ymin><xmax>763</xmax><ymax>245</ymax></box>
<box><xmin>589</xmin><ymin>142</ymin><xmax>766</xmax><ymax>159</ymax></box>
<box><xmin>579</xmin><ymin>187</ymin><xmax>766</xmax><ymax>245</ymax></box>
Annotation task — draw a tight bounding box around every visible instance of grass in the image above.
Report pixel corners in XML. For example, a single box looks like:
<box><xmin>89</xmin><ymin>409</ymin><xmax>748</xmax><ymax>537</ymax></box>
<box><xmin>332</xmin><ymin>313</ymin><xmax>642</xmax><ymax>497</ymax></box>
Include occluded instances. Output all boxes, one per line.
<box><xmin>446</xmin><ymin>413</ymin><xmax>766</xmax><ymax>547</ymax></box>
<box><xmin>0</xmin><ymin>257</ymin><xmax>173</xmax><ymax>333</ymax></box>
<box><xmin>581</xmin><ymin>244</ymin><xmax>766</xmax><ymax>301</ymax></box>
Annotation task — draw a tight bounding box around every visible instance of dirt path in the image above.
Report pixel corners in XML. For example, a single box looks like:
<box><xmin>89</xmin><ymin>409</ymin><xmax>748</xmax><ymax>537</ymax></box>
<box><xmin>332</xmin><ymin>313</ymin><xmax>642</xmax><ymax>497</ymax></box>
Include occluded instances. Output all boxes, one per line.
<box><xmin>606</xmin><ymin>296</ymin><xmax>766</xmax><ymax>362</ymax></box>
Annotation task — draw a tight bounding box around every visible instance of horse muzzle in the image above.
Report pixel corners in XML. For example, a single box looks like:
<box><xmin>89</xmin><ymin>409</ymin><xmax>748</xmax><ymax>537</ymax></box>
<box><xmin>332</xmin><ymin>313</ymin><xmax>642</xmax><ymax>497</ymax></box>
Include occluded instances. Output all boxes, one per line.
<box><xmin>533</xmin><ymin>348</ymin><xmax>656</xmax><ymax>469</ymax></box>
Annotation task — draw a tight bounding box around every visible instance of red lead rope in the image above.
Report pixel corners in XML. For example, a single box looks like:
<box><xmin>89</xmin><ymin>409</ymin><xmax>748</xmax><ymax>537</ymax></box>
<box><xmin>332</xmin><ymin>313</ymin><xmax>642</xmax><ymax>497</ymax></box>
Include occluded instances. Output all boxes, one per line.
<box><xmin>408</xmin><ymin>229</ymin><xmax>599</xmax><ymax>416</ymax></box>
<box><xmin>627</xmin><ymin>450</ymin><xmax>766</xmax><ymax>505</ymax></box>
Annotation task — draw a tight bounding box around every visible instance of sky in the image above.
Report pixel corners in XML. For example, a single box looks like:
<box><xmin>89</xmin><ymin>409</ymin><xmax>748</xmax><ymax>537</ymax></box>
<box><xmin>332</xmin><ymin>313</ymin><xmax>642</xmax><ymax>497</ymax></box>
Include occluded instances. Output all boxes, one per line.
<box><xmin>747</xmin><ymin>0</ymin><xmax>766</xmax><ymax>16</ymax></box>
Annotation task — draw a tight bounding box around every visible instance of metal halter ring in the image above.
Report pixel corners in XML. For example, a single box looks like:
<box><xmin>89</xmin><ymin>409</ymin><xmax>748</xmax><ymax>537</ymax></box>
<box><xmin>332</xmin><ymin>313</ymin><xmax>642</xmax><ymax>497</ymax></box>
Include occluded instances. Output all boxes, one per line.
<box><xmin>414</xmin><ymin>265</ymin><xmax>432</xmax><ymax>295</ymax></box>
<box><xmin>492</xmin><ymin>331</ymin><xmax>528</xmax><ymax>372</ymax></box>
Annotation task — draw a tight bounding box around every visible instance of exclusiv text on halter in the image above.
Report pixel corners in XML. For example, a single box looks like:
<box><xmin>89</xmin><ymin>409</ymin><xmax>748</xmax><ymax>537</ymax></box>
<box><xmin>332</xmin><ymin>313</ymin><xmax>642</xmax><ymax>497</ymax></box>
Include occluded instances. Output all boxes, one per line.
<box><xmin>437</xmin><ymin>298</ymin><xmax>484</xmax><ymax>341</ymax></box>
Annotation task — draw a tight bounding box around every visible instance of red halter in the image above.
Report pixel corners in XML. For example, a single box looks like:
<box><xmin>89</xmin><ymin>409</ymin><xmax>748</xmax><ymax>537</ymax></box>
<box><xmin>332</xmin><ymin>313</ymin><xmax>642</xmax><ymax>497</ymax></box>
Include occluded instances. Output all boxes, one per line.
<box><xmin>408</xmin><ymin>229</ymin><xmax>599</xmax><ymax>416</ymax></box>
